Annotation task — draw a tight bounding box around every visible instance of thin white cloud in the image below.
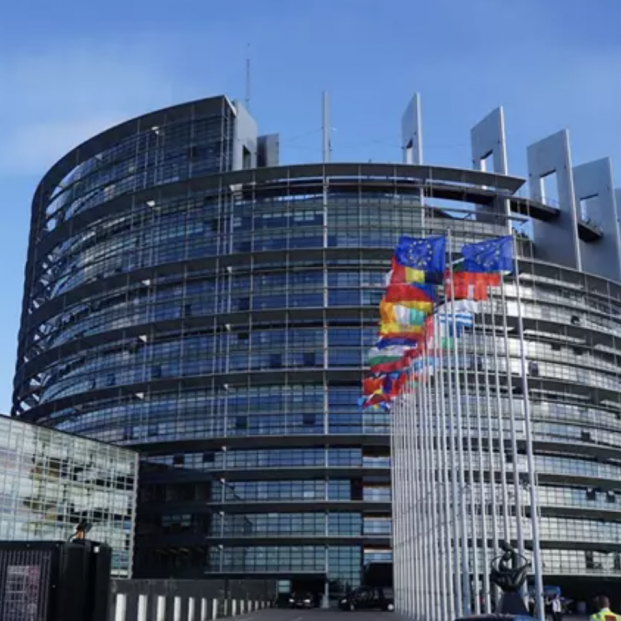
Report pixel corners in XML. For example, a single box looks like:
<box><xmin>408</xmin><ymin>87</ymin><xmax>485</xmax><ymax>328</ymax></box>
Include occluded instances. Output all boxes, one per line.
<box><xmin>0</xmin><ymin>41</ymin><xmax>197</xmax><ymax>176</ymax></box>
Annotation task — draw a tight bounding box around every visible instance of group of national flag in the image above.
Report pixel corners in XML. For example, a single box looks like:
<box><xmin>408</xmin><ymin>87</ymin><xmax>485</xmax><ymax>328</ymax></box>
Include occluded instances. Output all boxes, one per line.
<box><xmin>359</xmin><ymin>234</ymin><xmax>514</xmax><ymax>410</ymax></box>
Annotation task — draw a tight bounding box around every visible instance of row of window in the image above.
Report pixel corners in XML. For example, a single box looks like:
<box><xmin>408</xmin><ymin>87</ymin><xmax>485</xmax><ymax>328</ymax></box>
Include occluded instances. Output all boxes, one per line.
<box><xmin>37</xmin><ymin>342</ymin><xmax>621</xmax><ymax>407</ymax></box>
<box><xmin>147</xmin><ymin>448</ymin><xmax>390</xmax><ymax>470</ymax></box>
<box><xmin>40</xmin><ymin>328</ymin><xmax>621</xmax><ymax>396</ymax></box>
<box><xmin>205</xmin><ymin>544</ymin><xmax>363</xmax><ymax>576</ymax></box>
<box><xmin>156</xmin><ymin>512</ymin><xmax>391</xmax><ymax>537</ymax></box>
<box><xmin>46</xmin><ymin>112</ymin><xmax>234</xmax><ymax>230</ymax></box>
<box><xmin>217</xmin><ymin>480</ymin><xmax>390</xmax><ymax>503</ymax></box>
<box><xmin>44</xmin><ymin>192</ymin><xmax>428</xmax><ymax>274</ymax></box>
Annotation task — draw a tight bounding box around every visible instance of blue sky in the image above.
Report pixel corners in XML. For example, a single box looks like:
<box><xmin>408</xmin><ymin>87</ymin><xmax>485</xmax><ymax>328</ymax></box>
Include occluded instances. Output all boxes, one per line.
<box><xmin>1</xmin><ymin>0</ymin><xmax>620</xmax><ymax>412</ymax></box>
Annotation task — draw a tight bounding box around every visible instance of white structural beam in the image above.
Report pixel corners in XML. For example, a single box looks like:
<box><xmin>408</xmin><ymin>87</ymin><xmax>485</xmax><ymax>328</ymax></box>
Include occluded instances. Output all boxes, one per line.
<box><xmin>402</xmin><ymin>93</ymin><xmax>423</xmax><ymax>165</ymax></box>
<box><xmin>528</xmin><ymin>129</ymin><xmax>581</xmax><ymax>270</ymax></box>
<box><xmin>574</xmin><ymin>158</ymin><xmax>621</xmax><ymax>281</ymax></box>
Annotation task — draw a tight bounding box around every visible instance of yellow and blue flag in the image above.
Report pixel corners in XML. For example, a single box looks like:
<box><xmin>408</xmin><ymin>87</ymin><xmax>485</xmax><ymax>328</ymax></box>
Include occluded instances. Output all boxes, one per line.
<box><xmin>394</xmin><ymin>235</ymin><xmax>446</xmax><ymax>283</ymax></box>
<box><xmin>462</xmin><ymin>235</ymin><xmax>513</xmax><ymax>273</ymax></box>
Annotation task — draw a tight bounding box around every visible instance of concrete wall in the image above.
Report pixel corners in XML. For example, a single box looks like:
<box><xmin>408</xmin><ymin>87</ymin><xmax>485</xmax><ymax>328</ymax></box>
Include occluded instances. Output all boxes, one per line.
<box><xmin>528</xmin><ymin>129</ymin><xmax>581</xmax><ymax>269</ymax></box>
<box><xmin>471</xmin><ymin>107</ymin><xmax>510</xmax><ymax>230</ymax></box>
<box><xmin>232</xmin><ymin>100</ymin><xmax>258</xmax><ymax>171</ymax></box>
<box><xmin>574</xmin><ymin>158</ymin><xmax>621</xmax><ymax>281</ymax></box>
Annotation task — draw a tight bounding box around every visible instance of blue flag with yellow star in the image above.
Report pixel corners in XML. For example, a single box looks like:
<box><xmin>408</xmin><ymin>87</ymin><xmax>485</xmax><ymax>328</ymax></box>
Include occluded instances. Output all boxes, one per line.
<box><xmin>461</xmin><ymin>235</ymin><xmax>513</xmax><ymax>273</ymax></box>
<box><xmin>393</xmin><ymin>235</ymin><xmax>446</xmax><ymax>283</ymax></box>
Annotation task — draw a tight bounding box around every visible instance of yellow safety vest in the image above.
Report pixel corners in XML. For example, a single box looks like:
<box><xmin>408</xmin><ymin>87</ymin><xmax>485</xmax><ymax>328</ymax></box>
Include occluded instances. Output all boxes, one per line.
<box><xmin>590</xmin><ymin>609</ymin><xmax>621</xmax><ymax>621</ymax></box>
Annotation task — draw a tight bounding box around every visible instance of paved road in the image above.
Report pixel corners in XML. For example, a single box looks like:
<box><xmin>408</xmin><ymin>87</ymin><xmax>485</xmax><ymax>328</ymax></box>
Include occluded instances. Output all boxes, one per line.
<box><xmin>227</xmin><ymin>608</ymin><xmax>403</xmax><ymax>621</ymax></box>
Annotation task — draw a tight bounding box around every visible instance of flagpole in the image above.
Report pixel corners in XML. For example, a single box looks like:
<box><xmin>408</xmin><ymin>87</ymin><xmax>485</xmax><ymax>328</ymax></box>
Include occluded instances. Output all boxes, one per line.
<box><xmin>471</xmin><ymin>306</ymin><xmax>491</xmax><ymax>613</ymax></box>
<box><xmin>411</xmin><ymin>374</ymin><xmax>422</xmax><ymax>619</ymax></box>
<box><xmin>498</xmin><ymin>282</ymin><xmax>525</xmax><ymax>559</ymax></box>
<box><xmin>417</xmin><ymin>360</ymin><xmax>427</xmax><ymax>620</ymax></box>
<box><xmin>425</xmin><ymin>357</ymin><xmax>433</xmax><ymax>621</ymax></box>
<box><xmin>403</xmin><ymin>378</ymin><xmax>418</xmax><ymax>614</ymax></box>
<box><xmin>401</xmin><ymin>388</ymin><xmax>409</xmax><ymax>615</ymax></box>
<box><xmin>427</xmin><ymin>348</ymin><xmax>441</xmax><ymax>621</ymax></box>
<box><xmin>427</xmin><ymin>342</ymin><xmax>444</xmax><ymax>621</ymax></box>
<box><xmin>461</xmin><ymin>306</ymin><xmax>480</xmax><ymax>614</ymax></box>
<box><xmin>398</xmin><ymin>395</ymin><xmax>408</xmax><ymax>615</ymax></box>
<box><xmin>437</xmin><ymin>311</ymin><xmax>455</xmax><ymax>621</ymax></box>
<box><xmin>511</xmin><ymin>233</ymin><xmax>544</xmax><ymax>621</ymax></box>
<box><xmin>445</xmin><ymin>288</ymin><xmax>463</xmax><ymax>617</ymax></box>
<box><xmin>489</xmin><ymin>286</ymin><xmax>511</xmax><ymax>543</ymax></box>
<box><xmin>424</xmin><ymin>346</ymin><xmax>433</xmax><ymax>621</ymax></box>
<box><xmin>392</xmin><ymin>396</ymin><xmax>403</xmax><ymax>612</ymax></box>
<box><xmin>416</xmin><ymin>364</ymin><xmax>423</xmax><ymax>621</ymax></box>
<box><xmin>420</xmin><ymin>347</ymin><xmax>434</xmax><ymax>619</ymax></box>
<box><xmin>480</xmin><ymin>295</ymin><xmax>500</xmax><ymax>607</ymax></box>
<box><xmin>401</xmin><ymin>393</ymin><xmax>409</xmax><ymax>615</ymax></box>
<box><xmin>448</xmin><ymin>230</ymin><xmax>472</xmax><ymax>616</ymax></box>
<box><xmin>433</xmin><ymin>312</ymin><xmax>449</xmax><ymax>621</ymax></box>
<box><xmin>389</xmin><ymin>397</ymin><xmax>397</xmax><ymax>605</ymax></box>
<box><xmin>432</xmin><ymin>341</ymin><xmax>443</xmax><ymax>621</ymax></box>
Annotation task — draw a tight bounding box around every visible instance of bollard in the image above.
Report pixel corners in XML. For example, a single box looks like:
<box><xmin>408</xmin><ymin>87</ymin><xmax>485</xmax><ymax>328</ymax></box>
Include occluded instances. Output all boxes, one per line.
<box><xmin>240</xmin><ymin>600</ymin><xmax>245</xmax><ymax>614</ymax></box>
<box><xmin>223</xmin><ymin>599</ymin><xmax>228</xmax><ymax>617</ymax></box>
<box><xmin>188</xmin><ymin>597</ymin><xmax>196</xmax><ymax>621</ymax></box>
<box><xmin>114</xmin><ymin>594</ymin><xmax>127</xmax><ymax>621</ymax></box>
<box><xmin>156</xmin><ymin>595</ymin><xmax>166</xmax><ymax>621</ymax></box>
<box><xmin>200</xmin><ymin>598</ymin><xmax>208</xmax><ymax>621</ymax></box>
<box><xmin>232</xmin><ymin>600</ymin><xmax>237</xmax><ymax>616</ymax></box>
<box><xmin>212</xmin><ymin>598</ymin><xmax>218</xmax><ymax>620</ymax></box>
<box><xmin>255</xmin><ymin>601</ymin><xmax>259</xmax><ymax>612</ymax></box>
<box><xmin>137</xmin><ymin>594</ymin><xmax>148</xmax><ymax>621</ymax></box>
<box><xmin>174</xmin><ymin>596</ymin><xmax>182</xmax><ymax>621</ymax></box>
<box><xmin>248</xmin><ymin>600</ymin><xmax>254</xmax><ymax>612</ymax></box>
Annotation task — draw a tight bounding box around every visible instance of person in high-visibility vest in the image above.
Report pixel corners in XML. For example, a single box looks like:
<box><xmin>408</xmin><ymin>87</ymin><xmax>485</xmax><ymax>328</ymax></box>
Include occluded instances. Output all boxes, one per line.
<box><xmin>590</xmin><ymin>596</ymin><xmax>621</xmax><ymax>621</ymax></box>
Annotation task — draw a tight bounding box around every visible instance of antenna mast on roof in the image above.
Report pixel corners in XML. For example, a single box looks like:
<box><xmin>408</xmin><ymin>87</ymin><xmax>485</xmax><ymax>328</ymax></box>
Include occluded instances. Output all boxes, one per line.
<box><xmin>245</xmin><ymin>43</ymin><xmax>251</xmax><ymax>110</ymax></box>
<box><xmin>322</xmin><ymin>91</ymin><xmax>331</xmax><ymax>163</ymax></box>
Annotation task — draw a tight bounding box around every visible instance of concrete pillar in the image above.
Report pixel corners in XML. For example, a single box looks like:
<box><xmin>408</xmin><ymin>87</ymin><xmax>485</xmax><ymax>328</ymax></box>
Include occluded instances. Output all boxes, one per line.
<box><xmin>156</xmin><ymin>596</ymin><xmax>166</xmax><ymax>621</ymax></box>
<box><xmin>114</xmin><ymin>594</ymin><xmax>127</xmax><ymax>621</ymax></box>
<box><xmin>137</xmin><ymin>594</ymin><xmax>147</xmax><ymax>621</ymax></box>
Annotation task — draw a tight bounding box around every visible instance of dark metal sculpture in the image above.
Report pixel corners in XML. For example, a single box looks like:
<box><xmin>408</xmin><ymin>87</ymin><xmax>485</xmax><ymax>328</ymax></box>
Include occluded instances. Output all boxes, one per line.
<box><xmin>490</xmin><ymin>541</ymin><xmax>531</xmax><ymax>615</ymax></box>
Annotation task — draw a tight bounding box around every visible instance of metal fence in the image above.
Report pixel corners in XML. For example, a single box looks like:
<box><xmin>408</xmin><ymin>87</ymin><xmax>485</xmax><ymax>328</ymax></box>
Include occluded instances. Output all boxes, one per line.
<box><xmin>110</xmin><ymin>579</ymin><xmax>276</xmax><ymax>621</ymax></box>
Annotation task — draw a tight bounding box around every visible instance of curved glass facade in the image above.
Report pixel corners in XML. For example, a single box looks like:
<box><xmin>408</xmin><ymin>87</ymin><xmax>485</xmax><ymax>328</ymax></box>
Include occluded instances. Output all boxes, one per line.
<box><xmin>13</xmin><ymin>96</ymin><xmax>621</xmax><ymax>599</ymax></box>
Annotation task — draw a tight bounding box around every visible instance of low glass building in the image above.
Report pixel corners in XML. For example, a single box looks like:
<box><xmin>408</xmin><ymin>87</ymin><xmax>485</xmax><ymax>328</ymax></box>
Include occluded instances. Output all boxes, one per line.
<box><xmin>0</xmin><ymin>415</ymin><xmax>138</xmax><ymax>576</ymax></box>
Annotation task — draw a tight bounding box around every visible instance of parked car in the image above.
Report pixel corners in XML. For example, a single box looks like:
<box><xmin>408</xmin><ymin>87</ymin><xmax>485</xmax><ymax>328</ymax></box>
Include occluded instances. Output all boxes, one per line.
<box><xmin>338</xmin><ymin>586</ymin><xmax>394</xmax><ymax>611</ymax></box>
<box><xmin>288</xmin><ymin>592</ymin><xmax>314</xmax><ymax>608</ymax></box>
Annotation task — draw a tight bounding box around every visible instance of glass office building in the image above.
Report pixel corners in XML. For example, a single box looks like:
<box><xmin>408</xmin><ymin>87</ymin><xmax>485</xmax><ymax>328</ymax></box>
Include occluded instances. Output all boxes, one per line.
<box><xmin>12</xmin><ymin>94</ymin><xmax>621</xmax><ymax>601</ymax></box>
<box><xmin>0</xmin><ymin>415</ymin><xmax>138</xmax><ymax>576</ymax></box>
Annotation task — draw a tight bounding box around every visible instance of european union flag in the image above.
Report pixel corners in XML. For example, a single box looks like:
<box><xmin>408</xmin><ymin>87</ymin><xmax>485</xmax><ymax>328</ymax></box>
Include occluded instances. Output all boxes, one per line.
<box><xmin>462</xmin><ymin>235</ymin><xmax>514</xmax><ymax>273</ymax></box>
<box><xmin>394</xmin><ymin>235</ymin><xmax>446</xmax><ymax>282</ymax></box>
